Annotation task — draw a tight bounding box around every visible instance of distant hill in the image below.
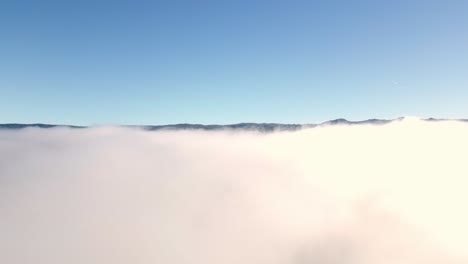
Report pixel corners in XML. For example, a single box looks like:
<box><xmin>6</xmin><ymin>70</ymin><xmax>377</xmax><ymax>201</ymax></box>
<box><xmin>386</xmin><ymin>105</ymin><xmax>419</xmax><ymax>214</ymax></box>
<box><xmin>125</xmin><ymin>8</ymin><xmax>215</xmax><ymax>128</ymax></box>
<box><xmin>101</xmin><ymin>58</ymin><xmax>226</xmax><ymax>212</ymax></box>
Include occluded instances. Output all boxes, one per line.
<box><xmin>1</xmin><ymin>118</ymin><xmax>467</xmax><ymax>132</ymax></box>
<box><xmin>0</xmin><ymin>123</ymin><xmax>86</xmax><ymax>129</ymax></box>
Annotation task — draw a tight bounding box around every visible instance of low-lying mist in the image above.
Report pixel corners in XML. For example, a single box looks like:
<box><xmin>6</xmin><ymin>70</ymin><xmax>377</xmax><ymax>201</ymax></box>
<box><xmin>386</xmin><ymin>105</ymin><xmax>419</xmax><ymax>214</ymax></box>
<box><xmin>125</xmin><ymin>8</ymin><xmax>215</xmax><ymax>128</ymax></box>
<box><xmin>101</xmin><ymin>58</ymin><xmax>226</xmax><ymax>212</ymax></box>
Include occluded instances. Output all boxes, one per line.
<box><xmin>1</xmin><ymin>118</ymin><xmax>468</xmax><ymax>264</ymax></box>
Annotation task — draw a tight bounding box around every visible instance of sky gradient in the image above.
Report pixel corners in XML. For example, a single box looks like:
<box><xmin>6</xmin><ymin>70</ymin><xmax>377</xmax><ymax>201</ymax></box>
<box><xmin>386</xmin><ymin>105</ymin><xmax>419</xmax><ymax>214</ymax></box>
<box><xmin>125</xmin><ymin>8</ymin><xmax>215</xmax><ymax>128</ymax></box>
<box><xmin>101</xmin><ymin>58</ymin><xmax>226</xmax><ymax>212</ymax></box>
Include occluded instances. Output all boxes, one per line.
<box><xmin>1</xmin><ymin>0</ymin><xmax>467</xmax><ymax>125</ymax></box>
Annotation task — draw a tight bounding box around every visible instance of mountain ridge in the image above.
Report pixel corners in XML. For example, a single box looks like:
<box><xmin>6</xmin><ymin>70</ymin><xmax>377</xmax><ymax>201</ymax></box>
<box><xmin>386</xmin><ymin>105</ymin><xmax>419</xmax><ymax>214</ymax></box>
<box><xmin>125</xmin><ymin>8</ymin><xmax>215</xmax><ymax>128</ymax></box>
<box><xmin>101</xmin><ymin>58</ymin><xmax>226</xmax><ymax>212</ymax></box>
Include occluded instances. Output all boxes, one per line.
<box><xmin>1</xmin><ymin>118</ymin><xmax>467</xmax><ymax>132</ymax></box>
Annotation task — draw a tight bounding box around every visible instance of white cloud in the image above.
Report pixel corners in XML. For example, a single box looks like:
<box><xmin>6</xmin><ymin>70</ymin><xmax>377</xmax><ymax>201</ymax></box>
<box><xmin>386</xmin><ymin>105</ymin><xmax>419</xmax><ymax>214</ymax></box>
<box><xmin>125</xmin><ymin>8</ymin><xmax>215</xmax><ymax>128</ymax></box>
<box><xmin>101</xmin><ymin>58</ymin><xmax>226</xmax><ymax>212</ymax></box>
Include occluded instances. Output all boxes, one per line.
<box><xmin>1</xmin><ymin>119</ymin><xmax>468</xmax><ymax>264</ymax></box>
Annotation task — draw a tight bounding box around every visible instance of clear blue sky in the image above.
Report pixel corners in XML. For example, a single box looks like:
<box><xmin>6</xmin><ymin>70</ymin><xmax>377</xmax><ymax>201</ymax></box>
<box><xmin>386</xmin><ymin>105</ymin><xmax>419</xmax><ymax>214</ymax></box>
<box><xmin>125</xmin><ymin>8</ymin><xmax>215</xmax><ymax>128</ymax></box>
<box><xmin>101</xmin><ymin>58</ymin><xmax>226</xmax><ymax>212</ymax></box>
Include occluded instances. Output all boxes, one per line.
<box><xmin>1</xmin><ymin>0</ymin><xmax>467</xmax><ymax>125</ymax></box>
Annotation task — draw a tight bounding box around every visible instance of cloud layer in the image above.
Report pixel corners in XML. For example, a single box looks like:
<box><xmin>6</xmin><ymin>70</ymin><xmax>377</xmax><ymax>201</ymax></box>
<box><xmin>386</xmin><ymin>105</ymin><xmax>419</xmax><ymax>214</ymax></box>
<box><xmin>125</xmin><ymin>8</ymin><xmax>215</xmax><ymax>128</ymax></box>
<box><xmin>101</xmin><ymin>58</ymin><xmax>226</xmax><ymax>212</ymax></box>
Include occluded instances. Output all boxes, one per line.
<box><xmin>1</xmin><ymin>118</ymin><xmax>468</xmax><ymax>264</ymax></box>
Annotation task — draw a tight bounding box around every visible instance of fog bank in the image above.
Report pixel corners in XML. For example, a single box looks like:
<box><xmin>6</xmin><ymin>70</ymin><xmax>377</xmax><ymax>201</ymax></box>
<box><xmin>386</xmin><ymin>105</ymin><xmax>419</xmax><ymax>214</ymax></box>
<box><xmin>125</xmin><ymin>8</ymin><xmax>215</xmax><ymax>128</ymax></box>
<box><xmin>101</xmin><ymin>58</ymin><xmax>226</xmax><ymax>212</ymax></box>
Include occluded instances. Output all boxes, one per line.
<box><xmin>1</xmin><ymin>118</ymin><xmax>468</xmax><ymax>264</ymax></box>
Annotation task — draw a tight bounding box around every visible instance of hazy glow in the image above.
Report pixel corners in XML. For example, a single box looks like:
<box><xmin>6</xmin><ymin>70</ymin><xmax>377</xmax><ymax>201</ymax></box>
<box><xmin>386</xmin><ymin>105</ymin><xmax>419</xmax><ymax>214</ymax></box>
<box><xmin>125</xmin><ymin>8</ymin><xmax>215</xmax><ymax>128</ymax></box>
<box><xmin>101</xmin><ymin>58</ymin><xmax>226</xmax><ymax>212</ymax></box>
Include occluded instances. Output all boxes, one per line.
<box><xmin>1</xmin><ymin>119</ymin><xmax>468</xmax><ymax>264</ymax></box>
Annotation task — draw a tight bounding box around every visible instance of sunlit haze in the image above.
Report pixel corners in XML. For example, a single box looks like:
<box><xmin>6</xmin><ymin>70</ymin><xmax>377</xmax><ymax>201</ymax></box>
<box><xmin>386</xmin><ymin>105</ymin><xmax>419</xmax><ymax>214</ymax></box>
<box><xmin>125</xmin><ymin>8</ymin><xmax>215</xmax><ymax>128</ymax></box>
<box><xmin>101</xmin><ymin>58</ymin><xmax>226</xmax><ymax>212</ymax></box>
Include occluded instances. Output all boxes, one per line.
<box><xmin>2</xmin><ymin>119</ymin><xmax>468</xmax><ymax>263</ymax></box>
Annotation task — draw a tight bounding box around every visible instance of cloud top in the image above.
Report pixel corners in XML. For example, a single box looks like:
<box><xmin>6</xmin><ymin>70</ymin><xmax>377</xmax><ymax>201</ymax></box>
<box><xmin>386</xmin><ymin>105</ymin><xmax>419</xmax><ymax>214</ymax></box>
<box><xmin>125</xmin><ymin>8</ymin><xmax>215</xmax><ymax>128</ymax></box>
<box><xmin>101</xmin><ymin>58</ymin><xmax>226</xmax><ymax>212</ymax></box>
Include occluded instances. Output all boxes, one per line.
<box><xmin>1</xmin><ymin>119</ymin><xmax>468</xmax><ymax>264</ymax></box>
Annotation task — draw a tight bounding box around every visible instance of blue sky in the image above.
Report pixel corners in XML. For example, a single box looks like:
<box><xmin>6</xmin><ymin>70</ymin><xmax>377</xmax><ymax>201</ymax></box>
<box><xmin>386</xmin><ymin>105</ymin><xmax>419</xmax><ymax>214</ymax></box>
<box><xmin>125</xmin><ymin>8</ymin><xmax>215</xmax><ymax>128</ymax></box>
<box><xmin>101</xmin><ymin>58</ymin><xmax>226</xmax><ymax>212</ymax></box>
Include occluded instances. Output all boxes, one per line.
<box><xmin>1</xmin><ymin>0</ymin><xmax>467</xmax><ymax>125</ymax></box>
